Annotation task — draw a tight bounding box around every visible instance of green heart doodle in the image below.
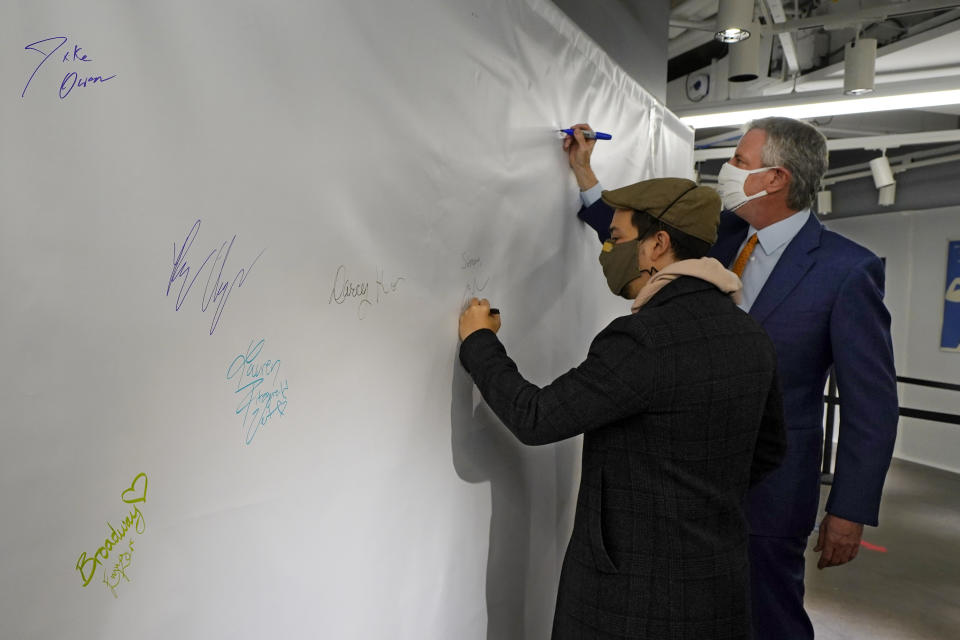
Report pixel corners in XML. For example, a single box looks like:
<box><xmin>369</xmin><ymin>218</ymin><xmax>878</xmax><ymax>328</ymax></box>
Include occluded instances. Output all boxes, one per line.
<box><xmin>121</xmin><ymin>473</ymin><xmax>148</xmax><ymax>504</ymax></box>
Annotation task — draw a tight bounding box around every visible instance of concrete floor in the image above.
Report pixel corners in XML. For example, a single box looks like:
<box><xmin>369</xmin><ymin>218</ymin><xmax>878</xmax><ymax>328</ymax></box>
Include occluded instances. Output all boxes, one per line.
<box><xmin>805</xmin><ymin>458</ymin><xmax>960</xmax><ymax>639</ymax></box>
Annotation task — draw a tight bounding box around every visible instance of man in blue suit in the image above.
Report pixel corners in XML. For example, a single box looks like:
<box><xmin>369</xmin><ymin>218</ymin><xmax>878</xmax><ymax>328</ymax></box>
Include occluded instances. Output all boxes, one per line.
<box><xmin>564</xmin><ymin>117</ymin><xmax>898</xmax><ymax>639</ymax></box>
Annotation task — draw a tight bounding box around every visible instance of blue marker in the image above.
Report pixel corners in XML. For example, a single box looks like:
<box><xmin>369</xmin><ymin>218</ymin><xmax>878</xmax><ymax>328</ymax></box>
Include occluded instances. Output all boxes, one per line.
<box><xmin>559</xmin><ymin>128</ymin><xmax>612</xmax><ymax>140</ymax></box>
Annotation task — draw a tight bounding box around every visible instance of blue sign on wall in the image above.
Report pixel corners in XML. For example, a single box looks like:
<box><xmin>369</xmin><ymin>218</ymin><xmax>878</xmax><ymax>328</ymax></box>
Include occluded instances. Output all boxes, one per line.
<box><xmin>942</xmin><ymin>240</ymin><xmax>960</xmax><ymax>352</ymax></box>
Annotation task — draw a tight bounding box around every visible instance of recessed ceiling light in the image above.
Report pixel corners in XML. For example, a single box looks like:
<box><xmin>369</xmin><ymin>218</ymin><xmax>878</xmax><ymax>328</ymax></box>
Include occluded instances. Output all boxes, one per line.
<box><xmin>715</xmin><ymin>0</ymin><xmax>754</xmax><ymax>43</ymax></box>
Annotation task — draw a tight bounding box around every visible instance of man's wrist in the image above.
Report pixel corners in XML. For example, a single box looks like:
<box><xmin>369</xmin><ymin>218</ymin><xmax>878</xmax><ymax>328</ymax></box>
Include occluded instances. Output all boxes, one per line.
<box><xmin>574</xmin><ymin>169</ymin><xmax>598</xmax><ymax>191</ymax></box>
<box><xmin>579</xmin><ymin>183</ymin><xmax>603</xmax><ymax>208</ymax></box>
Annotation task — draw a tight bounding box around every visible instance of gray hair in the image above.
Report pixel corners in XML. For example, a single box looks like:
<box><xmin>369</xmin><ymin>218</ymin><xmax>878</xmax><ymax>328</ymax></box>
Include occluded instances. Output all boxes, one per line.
<box><xmin>746</xmin><ymin>117</ymin><xmax>828</xmax><ymax>211</ymax></box>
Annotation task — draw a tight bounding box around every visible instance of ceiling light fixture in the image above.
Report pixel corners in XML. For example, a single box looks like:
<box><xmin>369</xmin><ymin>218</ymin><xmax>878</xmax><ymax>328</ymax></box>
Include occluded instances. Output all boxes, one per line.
<box><xmin>869</xmin><ymin>154</ymin><xmax>895</xmax><ymax>189</ymax></box>
<box><xmin>870</xmin><ymin>153</ymin><xmax>897</xmax><ymax>207</ymax></box>
<box><xmin>675</xmin><ymin>77</ymin><xmax>960</xmax><ymax>129</ymax></box>
<box><xmin>715</xmin><ymin>0</ymin><xmax>754</xmax><ymax>43</ymax></box>
<box><xmin>843</xmin><ymin>37</ymin><xmax>877</xmax><ymax>96</ymax></box>
<box><xmin>878</xmin><ymin>183</ymin><xmax>897</xmax><ymax>206</ymax></box>
<box><xmin>729</xmin><ymin>22</ymin><xmax>763</xmax><ymax>83</ymax></box>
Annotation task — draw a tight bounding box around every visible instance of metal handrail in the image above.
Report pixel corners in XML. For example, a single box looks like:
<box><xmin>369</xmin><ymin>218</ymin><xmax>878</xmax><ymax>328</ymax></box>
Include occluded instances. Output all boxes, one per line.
<box><xmin>821</xmin><ymin>373</ymin><xmax>960</xmax><ymax>482</ymax></box>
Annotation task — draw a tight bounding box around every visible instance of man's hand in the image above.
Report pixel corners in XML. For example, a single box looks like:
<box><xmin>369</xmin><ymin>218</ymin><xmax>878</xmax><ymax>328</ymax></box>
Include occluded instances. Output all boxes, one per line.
<box><xmin>814</xmin><ymin>514</ymin><xmax>864</xmax><ymax>569</ymax></box>
<box><xmin>562</xmin><ymin>123</ymin><xmax>599</xmax><ymax>191</ymax></box>
<box><xmin>459</xmin><ymin>298</ymin><xmax>501</xmax><ymax>341</ymax></box>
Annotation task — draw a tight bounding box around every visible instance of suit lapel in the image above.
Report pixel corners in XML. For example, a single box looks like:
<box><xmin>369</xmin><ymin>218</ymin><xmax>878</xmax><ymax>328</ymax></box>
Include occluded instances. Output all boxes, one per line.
<box><xmin>749</xmin><ymin>214</ymin><xmax>822</xmax><ymax>325</ymax></box>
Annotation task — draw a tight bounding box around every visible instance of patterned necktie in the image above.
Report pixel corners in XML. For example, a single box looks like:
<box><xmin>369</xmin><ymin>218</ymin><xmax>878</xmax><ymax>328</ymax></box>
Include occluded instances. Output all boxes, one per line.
<box><xmin>731</xmin><ymin>233</ymin><xmax>759</xmax><ymax>278</ymax></box>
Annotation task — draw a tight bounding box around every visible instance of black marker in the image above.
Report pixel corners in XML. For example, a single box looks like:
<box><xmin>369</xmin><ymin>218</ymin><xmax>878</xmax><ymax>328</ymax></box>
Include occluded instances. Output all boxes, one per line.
<box><xmin>489</xmin><ymin>308</ymin><xmax>500</xmax><ymax>316</ymax></box>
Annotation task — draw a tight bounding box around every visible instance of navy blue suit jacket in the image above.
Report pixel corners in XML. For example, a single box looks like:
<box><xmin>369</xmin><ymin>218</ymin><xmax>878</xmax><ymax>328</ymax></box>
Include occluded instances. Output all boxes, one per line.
<box><xmin>580</xmin><ymin>202</ymin><xmax>899</xmax><ymax>536</ymax></box>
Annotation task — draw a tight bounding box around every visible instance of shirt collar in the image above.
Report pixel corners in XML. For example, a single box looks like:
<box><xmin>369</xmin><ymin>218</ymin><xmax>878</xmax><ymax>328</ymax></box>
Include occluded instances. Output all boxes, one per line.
<box><xmin>750</xmin><ymin>209</ymin><xmax>810</xmax><ymax>256</ymax></box>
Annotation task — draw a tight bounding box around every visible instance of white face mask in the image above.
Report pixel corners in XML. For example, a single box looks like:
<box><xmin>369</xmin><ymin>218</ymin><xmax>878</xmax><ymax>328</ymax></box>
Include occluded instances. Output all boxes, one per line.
<box><xmin>716</xmin><ymin>163</ymin><xmax>777</xmax><ymax>211</ymax></box>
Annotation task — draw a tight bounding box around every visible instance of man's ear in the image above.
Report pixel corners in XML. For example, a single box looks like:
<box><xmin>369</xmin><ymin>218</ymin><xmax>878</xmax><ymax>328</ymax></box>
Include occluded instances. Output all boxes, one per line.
<box><xmin>651</xmin><ymin>230</ymin><xmax>673</xmax><ymax>261</ymax></box>
<box><xmin>764</xmin><ymin>166</ymin><xmax>792</xmax><ymax>195</ymax></box>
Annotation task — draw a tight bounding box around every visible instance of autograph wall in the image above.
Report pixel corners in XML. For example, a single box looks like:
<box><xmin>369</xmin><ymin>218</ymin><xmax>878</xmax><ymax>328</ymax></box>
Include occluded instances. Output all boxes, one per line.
<box><xmin>1</xmin><ymin>1</ymin><xmax>692</xmax><ymax>638</ymax></box>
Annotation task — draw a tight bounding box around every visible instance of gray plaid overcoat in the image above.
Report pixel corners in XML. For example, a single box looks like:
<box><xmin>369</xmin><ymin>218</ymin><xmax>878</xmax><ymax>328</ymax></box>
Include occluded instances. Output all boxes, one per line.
<box><xmin>459</xmin><ymin>275</ymin><xmax>786</xmax><ymax>640</ymax></box>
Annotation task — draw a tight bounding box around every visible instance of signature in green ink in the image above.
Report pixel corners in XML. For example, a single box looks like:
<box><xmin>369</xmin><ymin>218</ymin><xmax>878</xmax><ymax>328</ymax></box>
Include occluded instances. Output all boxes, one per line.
<box><xmin>102</xmin><ymin>538</ymin><xmax>135</xmax><ymax>598</ymax></box>
<box><xmin>75</xmin><ymin>473</ymin><xmax>148</xmax><ymax>592</ymax></box>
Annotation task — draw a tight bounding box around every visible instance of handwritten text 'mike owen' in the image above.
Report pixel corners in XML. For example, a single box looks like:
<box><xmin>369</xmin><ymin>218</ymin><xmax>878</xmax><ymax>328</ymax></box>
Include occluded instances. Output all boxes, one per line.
<box><xmin>22</xmin><ymin>36</ymin><xmax>116</xmax><ymax>100</ymax></box>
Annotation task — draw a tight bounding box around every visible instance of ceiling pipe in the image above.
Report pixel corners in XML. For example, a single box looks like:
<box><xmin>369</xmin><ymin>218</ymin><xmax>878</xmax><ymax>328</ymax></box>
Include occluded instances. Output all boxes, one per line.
<box><xmin>668</xmin><ymin>28</ymin><xmax>717</xmax><ymax>58</ymax></box>
<box><xmin>669</xmin><ymin>18</ymin><xmax>716</xmax><ymax>31</ymax></box>
<box><xmin>700</xmin><ymin>151</ymin><xmax>960</xmax><ymax>188</ymax></box>
<box><xmin>765</xmin><ymin>0</ymin><xmax>960</xmax><ymax>35</ymax></box>
<box><xmin>751</xmin><ymin>16</ymin><xmax>960</xmax><ymax>96</ymax></box>
<box><xmin>820</xmin><ymin>152</ymin><xmax>960</xmax><ymax>186</ymax></box>
<box><xmin>822</xmin><ymin>129</ymin><xmax>960</xmax><ymax>151</ymax></box>
<box><xmin>904</xmin><ymin>7</ymin><xmax>960</xmax><ymax>36</ymax></box>
<box><xmin>693</xmin><ymin>128</ymin><xmax>960</xmax><ymax>162</ymax></box>
<box><xmin>670</xmin><ymin>0</ymin><xmax>719</xmax><ymax>17</ymax></box>
<box><xmin>762</xmin><ymin>0</ymin><xmax>801</xmax><ymax>75</ymax></box>
<box><xmin>670</xmin><ymin>0</ymin><xmax>729</xmax><ymax>43</ymax></box>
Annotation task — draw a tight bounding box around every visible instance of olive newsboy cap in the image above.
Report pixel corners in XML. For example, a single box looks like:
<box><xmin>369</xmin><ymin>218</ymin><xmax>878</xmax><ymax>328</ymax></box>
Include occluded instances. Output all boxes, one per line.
<box><xmin>600</xmin><ymin>177</ymin><xmax>721</xmax><ymax>245</ymax></box>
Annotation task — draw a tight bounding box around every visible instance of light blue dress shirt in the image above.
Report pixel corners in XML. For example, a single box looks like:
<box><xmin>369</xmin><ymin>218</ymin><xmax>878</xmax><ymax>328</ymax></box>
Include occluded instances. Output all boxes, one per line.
<box><xmin>734</xmin><ymin>209</ymin><xmax>810</xmax><ymax>312</ymax></box>
<box><xmin>579</xmin><ymin>185</ymin><xmax>811</xmax><ymax>312</ymax></box>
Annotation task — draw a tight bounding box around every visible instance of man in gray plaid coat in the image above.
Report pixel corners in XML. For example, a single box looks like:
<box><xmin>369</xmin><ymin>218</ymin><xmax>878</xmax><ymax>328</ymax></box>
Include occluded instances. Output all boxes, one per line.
<box><xmin>458</xmin><ymin>178</ymin><xmax>786</xmax><ymax>639</ymax></box>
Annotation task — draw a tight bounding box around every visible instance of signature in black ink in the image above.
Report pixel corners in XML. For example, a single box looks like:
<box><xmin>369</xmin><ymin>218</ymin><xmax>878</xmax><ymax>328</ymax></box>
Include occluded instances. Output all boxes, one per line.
<box><xmin>227</xmin><ymin>339</ymin><xmax>288</xmax><ymax>445</ymax></box>
<box><xmin>460</xmin><ymin>251</ymin><xmax>490</xmax><ymax>308</ymax></box>
<box><xmin>328</xmin><ymin>265</ymin><xmax>406</xmax><ymax>319</ymax></box>
<box><xmin>462</xmin><ymin>252</ymin><xmax>482</xmax><ymax>270</ymax></box>
<box><xmin>22</xmin><ymin>36</ymin><xmax>116</xmax><ymax>99</ymax></box>
<box><xmin>167</xmin><ymin>220</ymin><xmax>265</xmax><ymax>335</ymax></box>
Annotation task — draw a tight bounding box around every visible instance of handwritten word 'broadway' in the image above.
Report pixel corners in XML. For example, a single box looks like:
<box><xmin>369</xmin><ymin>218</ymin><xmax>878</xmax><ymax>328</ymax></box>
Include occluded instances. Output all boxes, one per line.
<box><xmin>227</xmin><ymin>338</ymin><xmax>288</xmax><ymax>445</ymax></box>
<box><xmin>22</xmin><ymin>36</ymin><xmax>116</xmax><ymax>100</ymax></box>
<box><xmin>329</xmin><ymin>265</ymin><xmax>405</xmax><ymax>319</ymax></box>
<box><xmin>167</xmin><ymin>219</ymin><xmax>265</xmax><ymax>335</ymax></box>
<box><xmin>75</xmin><ymin>473</ymin><xmax>148</xmax><ymax>597</ymax></box>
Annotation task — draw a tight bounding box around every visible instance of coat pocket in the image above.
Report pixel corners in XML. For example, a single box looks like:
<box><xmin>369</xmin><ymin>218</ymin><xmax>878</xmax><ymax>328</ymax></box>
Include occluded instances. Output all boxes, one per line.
<box><xmin>586</xmin><ymin>465</ymin><xmax>619</xmax><ymax>574</ymax></box>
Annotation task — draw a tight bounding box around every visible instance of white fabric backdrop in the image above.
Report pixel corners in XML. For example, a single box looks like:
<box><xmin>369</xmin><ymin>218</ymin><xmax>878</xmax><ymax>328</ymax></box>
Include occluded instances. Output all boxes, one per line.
<box><xmin>0</xmin><ymin>1</ymin><xmax>692</xmax><ymax>637</ymax></box>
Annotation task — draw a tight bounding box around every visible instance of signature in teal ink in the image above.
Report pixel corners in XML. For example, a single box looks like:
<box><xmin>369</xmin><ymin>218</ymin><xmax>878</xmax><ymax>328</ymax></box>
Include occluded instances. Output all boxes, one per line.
<box><xmin>227</xmin><ymin>339</ymin><xmax>289</xmax><ymax>445</ymax></box>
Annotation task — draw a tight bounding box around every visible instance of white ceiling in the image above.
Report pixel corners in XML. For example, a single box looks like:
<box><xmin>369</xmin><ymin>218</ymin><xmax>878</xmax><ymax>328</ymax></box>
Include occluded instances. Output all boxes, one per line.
<box><xmin>669</xmin><ymin>0</ymin><xmax>960</xmax><ymax>136</ymax></box>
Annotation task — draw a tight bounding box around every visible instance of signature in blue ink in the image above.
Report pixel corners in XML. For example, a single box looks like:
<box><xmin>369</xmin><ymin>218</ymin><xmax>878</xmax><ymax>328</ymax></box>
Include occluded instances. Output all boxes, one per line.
<box><xmin>167</xmin><ymin>220</ymin><xmax>265</xmax><ymax>335</ymax></box>
<box><xmin>22</xmin><ymin>36</ymin><xmax>116</xmax><ymax>99</ymax></box>
<box><xmin>226</xmin><ymin>339</ymin><xmax>288</xmax><ymax>445</ymax></box>
<box><xmin>60</xmin><ymin>71</ymin><xmax>116</xmax><ymax>99</ymax></box>
<box><xmin>329</xmin><ymin>265</ymin><xmax>406</xmax><ymax>319</ymax></box>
